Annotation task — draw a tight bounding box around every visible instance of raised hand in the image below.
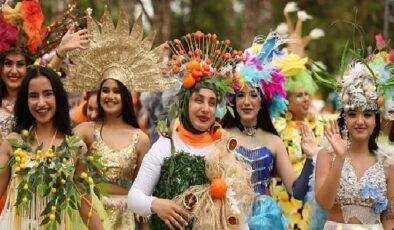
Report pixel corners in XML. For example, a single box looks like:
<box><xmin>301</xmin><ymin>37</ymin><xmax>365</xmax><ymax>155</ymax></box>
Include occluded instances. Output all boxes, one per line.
<box><xmin>299</xmin><ymin>123</ymin><xmax>318</xmax><ymax>157</ymax></box>
<box><xmin>57</xmin><ymin>26</ymin><xmax>90</xmax><ymax>56</ymax></box>
<box><xmin>324</xmin><ymin>120</ymin><xmax>347</xmax><ymax>158</ymax></box>
<box><xmin>151</xmin><ymin>198</ymin><xmax>189</xmax><ymax>230</ymax></box>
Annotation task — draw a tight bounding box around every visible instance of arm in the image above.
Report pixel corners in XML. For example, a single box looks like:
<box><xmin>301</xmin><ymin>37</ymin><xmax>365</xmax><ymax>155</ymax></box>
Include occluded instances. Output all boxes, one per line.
<box><xmin>75</xmin><ymin>142</ymin><xmax>104</xmax><ymax>230</ymax></box>
<box><xmin>0</xmin><ymin>135</ymin><xmax>13</xmax><ymax>197</ymax></box>
<box><xmin>73</xmin><ymin>122</ymin><xmax>95</xmax><ymax>149</ymax></box>
<box><xmin>315</xmin><ymin>120</ymin><xmax>347</xmax><ymax>211</ymax></box>
<box><xmin>133</xmin><ymin>131</ymin><xmax>150</xmax><ymax>180</ymax></box>
<box><xmin>49</xmin><ymin>27</ymin><xmax>90</xmax><ymax>69</ymax></box>
<box><xmin>128</xmin><ymin>136</ymin><xmax>189</xmax><ymax>229</ymax></box>
<box><xmin>382</xmin><ymin>166</ymin><xmax>394</xmax><ymax>229</ymax></box>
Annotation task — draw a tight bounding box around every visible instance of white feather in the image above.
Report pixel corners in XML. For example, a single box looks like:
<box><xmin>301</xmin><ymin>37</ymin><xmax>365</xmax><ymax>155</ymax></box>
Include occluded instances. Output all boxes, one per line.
<box><xmin>376</xmin><ymin>142</ymin><xmax>394</xmax><ymax>167</ymax></box>
<box><xmin>297</xmin><ymin>11</ymin><xmax>313</xmax><ymax>21</ymax></box>
<box><xmin>284</xmin><ymin>2</ymin><xmax>298</xmax><ymax>13</ymax></box>
<box><xmin>309</xmin><ymin>28</ymin><xmax>325</xmax><ymax>39</ymax></box>
<box><xmin>276</xmin><ymin>22</ymin><xmax>289</xmax><ymax>35</ymax></box>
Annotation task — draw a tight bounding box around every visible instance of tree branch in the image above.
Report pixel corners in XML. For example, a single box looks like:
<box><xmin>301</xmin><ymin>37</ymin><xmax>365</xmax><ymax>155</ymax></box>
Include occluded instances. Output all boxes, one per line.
<box><xmin>136</xmin><ymin>0</ymin><xmax>153</xmax><ymax>26</ymax></box>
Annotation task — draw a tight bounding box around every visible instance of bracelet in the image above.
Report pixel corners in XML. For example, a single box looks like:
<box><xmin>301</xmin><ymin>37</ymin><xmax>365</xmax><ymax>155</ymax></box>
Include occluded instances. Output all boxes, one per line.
<box><xmin>55</xmin><ymin>49</ymin><xmax>66</xmax><ymax>60</ymax></box>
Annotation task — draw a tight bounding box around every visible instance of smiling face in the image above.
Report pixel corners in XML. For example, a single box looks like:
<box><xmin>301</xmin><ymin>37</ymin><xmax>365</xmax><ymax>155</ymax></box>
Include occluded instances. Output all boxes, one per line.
<box><xmin>287</xmin><ymin>90</ymin><xmax>310</xmax><ymax>120</ymax></box>
<box><xmin>188</xmin><ymin>88</ymin><xmax>217</xmax><ymax>132</ymax></box>
<box><xmin>345</xmin><ymin>110</ymin><xmax>376</xmax><ymax>142</ymax></box>
<box><xmin>1</xmin><ymin>53</ymin><xmax>27</xmax><ymax>92</ymax></box>
<box><xmin>235</xmin><ymin>86</ymin><xmax>261</xmax><ymax>127</ymax></box>
<box><xmin>99</xmin><ymin>79</ymin><xmax>123</xmax><ymax>116</ymax></box>
<box><xmin>28</xmin><ymin>75</ymin><xmax>56</xmax><ymax>125</ymax></box>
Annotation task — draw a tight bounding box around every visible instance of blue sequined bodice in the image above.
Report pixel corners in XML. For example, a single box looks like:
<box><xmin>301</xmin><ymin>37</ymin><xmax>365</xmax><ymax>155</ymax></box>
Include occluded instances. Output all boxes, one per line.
<box><xmin>237</xmin><ymin>146</ymin><xmax>274</xmax><ymax>195</ymax></box>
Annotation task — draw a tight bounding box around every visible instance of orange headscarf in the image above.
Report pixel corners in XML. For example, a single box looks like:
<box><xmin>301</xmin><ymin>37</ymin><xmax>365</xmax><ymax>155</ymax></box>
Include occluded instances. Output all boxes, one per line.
<box><xmin>176</xmin><ymin>124</ymin><xmax>222</xmax><ymax>147</ymax></box>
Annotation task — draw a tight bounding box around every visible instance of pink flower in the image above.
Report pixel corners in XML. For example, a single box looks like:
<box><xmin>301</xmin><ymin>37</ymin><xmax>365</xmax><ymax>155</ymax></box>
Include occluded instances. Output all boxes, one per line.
<box><xmin>389</xmin><ymin>50</ymin><xmax>394</xmax><ymax>63</ymax></box>
<box><xmin>0</xmin><ymin>16</ymin><xmax>18</xmax><ymax>52</ymax></box>
<box><xmin>375</xmin><ymin>34</ymin><xmax>387</xmax><ymax>50</ymax></box>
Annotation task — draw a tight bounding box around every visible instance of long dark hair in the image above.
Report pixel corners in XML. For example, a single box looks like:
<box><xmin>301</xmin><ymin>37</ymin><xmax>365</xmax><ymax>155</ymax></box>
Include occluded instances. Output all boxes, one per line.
<box><xmin>14</xmin><ymin>66</ymin><xmax>72</xmax><ymax>135</ymax></box>
<box><xmin>97</xmin><ymin>79</ymin><xmax>139</xmax><ymax>128</ymax></box>
<box><xmin>221</xmin><ymin>89</ymin><xmax>279</xmax><ymax>136</ymax></box>
<box><xmin>338</xmin><ymin>110</ymin><xmax>380</xmax><ymax>152</ymax></box>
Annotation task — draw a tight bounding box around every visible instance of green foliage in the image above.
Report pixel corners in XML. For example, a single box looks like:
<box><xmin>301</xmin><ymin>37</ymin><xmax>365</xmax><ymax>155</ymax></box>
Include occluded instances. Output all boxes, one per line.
<box><xmin>6</xmin><ymin>128</ymin><xmax>103</xmax><ymax>229</ymax></box>
<box><xmin>150</xmin><ymin>151</ymin><xmax>209</xmax><ymax>229</ymax></box>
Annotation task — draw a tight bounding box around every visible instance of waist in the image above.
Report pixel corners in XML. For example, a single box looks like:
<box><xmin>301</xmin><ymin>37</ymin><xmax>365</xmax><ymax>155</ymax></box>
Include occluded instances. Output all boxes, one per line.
<box><xmin>101</xmin><ymin>194</ymin><xmax>128</xmax><ymax>210</ymax></box>
<box><xmin>324</xmin><ymin>221</ymin><xmax>383</xmax><ymax>230</ymax></box>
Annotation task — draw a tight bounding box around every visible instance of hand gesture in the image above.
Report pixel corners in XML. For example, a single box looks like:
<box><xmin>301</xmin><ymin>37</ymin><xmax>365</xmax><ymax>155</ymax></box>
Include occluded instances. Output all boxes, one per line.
<box><xmin>299</xmin><ymin>123</ymin><xmax>318</xmax><ymax>157</ymax></box>
<box><xmin>151</xmin><ymin>198</ymin><xmax>189</xmax><ymax>230</ymax></box>
<box><xmin>57</xmin><ymin>26</ymin><xmax>90</xmax><ymax>55</ymax></box>
<box><xmin>324</xmin><ymin>120</ymin><xmax>347</xmax><ymax>158</ymax></box>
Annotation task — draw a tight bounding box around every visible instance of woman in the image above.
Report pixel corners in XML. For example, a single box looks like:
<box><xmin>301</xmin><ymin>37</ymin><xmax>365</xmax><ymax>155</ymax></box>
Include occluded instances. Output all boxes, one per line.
<box><xmin>315</xmin><ymin>62</ymin><xmax>394</xmax><ymax>229</ymax></box>
<box><xmin>67</xmin><ymin>9</ymin><xmax>174</xmax><ymax>229</ymax></box>
<box><xmin>0</xmin><ymin>66</ymin><xmax>104</xmax><ymax>229</ymax></box>
<box><xmin>222</xmin><ymin>34</ymin><xmax>316</xmax><ymax>229</ymax></box>
<box><xmin>0</xmin><ymin>1</ymin><xmax>89</xmax><ymax>213</ymax></box>
<box><xmin>128</xmin><ymin>31</ymin><xmax>254</xmax><ymax>229</ymax></box>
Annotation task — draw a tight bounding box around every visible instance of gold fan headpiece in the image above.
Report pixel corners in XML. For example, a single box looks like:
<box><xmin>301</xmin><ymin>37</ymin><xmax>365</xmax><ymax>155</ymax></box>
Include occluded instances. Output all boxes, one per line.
<box><xmin>64</xmin><ymin>6</ymin><xmax>176</xmax><ymax>93</ymax></box>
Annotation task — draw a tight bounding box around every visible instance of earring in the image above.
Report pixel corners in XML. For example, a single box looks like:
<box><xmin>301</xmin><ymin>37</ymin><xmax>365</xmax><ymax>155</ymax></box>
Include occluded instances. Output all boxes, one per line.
<box><xmin>285</xmin><ymin>111</ymin><xmax>293</xmax><ymax>121</ymax></box>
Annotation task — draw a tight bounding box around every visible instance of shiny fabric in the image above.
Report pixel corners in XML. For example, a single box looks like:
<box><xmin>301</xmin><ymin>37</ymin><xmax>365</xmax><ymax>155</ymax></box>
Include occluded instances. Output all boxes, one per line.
<box><xmin>0</xmin><ymin>108</ymin><xmax>14</xmax><ymax>140</ymax></box>
<box><xmin>335</xmin><ymin>157</ymin><xmax>387</xmax><ymax>224</ymax></box>
<box><xmin>248</xmin><ymin>195</ymin><xmax>287</xmax><ymax>230</ymax></box>
<box><xmin>237</xmin><ymin>146</ymin><xmax>274</xmax><ymax>195</ymax></box>
<box><xmin>91</xmin><ymin>128</ymin><xmax>139</xmax><ymax>229</ymax></box>
<box><xmin>323</xmin><ymin>220</ymin><xmax>383</xmax><ymax>230</ymax></box>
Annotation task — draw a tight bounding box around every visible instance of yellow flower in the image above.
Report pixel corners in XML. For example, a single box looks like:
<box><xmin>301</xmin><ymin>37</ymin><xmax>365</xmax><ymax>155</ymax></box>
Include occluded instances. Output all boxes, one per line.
<box><xmin>49</xmin><ymin>214</ymin><xmax>55</xmax><ymax>221</ymax></box>
<box><xmin>80</xmin><ymin>172</ymin><xmax>88</xmax><ymax>179</ymax></box>
<box><xmin>15</xmin><ymin>166</ymin><xmax>21</xmax><ymax>172</ymax></box>
<box><xmin>2</xmin><ymin>3</ymin><xmax>22</xmax><ymax>25</ymax></box>
<box><xmin>51</xmin><ymin>188</ymin><xmax>57</xmax><ymax>194</ymax></box>
<box><xmin>22</xmin><ymin>197</ymin><xmax>28</xmax><ymax>203</ymax></box>
<box><xmin>273</xmin><ymin>54</ymin><xmax>308</xmax><ymax>77</ymax></box>
<box><xmin>290</xmin><ymin>197</ymin><xmax>303</xmax><ymax>210</ymax></box>
<box><xmin>15</xmin><ymin>156</ymin><xmax>21</xmax><ymax>163</ymax></box>
<box><xmin>51</xmin><ymin>206</ymin><xmax>56</xmax><ymax>212</ymax></box>
<box><xmin>21</xmin><ymin>129</ymin><xmax>29</xmax><ymax>138</ymax></box>
<box><xmin>62</xmin><ymin>158</ymin><xmax>68</xmax><ymax>164</ymax></box>
<box><xmin>87</xmin><ymin>177</ymin><xmax>94</xmax><ymax>185</ymax></box>
<box><xmin>23</xmin><ymin>184</ymin><xmax>28</xmax><ymax>191</ymax></box>
<box><xmin>87</xmin><ymin>156</ymin><xmax>94</xmax><ymax>162</ymax></box>
<box><xmin>61</xmin><ymin>179</ymin><xmax>66</xmax><ymax>185</ymax></box>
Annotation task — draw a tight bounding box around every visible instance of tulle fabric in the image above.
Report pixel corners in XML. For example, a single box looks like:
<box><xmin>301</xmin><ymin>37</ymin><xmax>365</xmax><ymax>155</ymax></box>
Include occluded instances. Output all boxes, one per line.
<box><xmin>248</xmin><ymin>195</ymin><xmax>287</xmax><ymax>230</ymax></box>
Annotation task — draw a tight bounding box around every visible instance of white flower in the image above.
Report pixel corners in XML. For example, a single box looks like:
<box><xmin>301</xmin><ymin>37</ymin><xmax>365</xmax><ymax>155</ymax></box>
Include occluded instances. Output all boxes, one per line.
<box><xmin>309</xmin><ymin>28</ymin><xmax>325</xmax><ymax>39</ymax></box>
<box><xmin>276</xmin><ymin>22</ymin><xmax>289</xmax><ymax>35</ymax></box>
<box><xmin>297</xmin><ymin>11</ymin><xmax>313</xmax><ymax>21</ymax></box>
<box><xmin>284</xmin><ymin>2</ymin><xmax>298</xmax><ymax>13</ymax></box>
<box><xmin>86</xmin><ymin>8</ymin><xmax>93</xmax><ymax>16</ymax></box>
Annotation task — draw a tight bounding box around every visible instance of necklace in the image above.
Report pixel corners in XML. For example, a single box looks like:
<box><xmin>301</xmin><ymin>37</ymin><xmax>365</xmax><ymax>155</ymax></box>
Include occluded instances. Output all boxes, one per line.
<box><xmin>238</xmin><ymin>124</ymin><xmax>258</xmax><ymax>137</ymax></box>
<box><xmin>35</xmin><ymin>128</ymin><xmax>58</xmax><ymax>152</ymax></box>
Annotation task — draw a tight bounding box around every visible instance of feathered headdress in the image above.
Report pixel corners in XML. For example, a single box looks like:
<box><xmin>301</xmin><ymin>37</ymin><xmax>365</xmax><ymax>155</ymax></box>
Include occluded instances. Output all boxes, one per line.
<box><xmin>0</xmin><ymin>0</ymin><xmax>78</xmax><ymax>61</ymax></box>
<box><xmin>232</xmin><ymin>32</ymin><xmax>288</xmax><ymax>118</ymax></box>
<box><xmin>64</xmin><ymin>6</ymin><xmax>176</xmax><ymax>93</ymax></box>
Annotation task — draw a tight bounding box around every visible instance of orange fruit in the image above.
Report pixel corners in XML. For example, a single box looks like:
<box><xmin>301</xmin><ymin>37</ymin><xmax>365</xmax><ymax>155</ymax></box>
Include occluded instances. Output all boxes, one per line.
<box><xmin>377</xmin><ymin>96</ymin><xmax>384</xmax><ymax>108</ymax></box>
<box><xmin>183</xmin><ymin>74</ymin><xmax>195</xmax><ymax>89</ymax></box>
<box><xmin>186</xmin><ymin>60</ymin><xmax>201</xmax><ymax>71</ymax></box>
<box><xmin>210</xmin><ymin>178</ymin><xmax>227</xmax><ymax>198</ymax></box>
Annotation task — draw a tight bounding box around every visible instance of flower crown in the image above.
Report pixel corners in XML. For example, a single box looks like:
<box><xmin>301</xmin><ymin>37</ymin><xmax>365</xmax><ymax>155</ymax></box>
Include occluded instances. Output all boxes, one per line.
<box><xmin>157</xmin><ymin>32</ymin><xmax>242</xmax><ymax>136</ymax></box>
<box><xmin>232</xmin><ymin>33</ymin><xmax>288</xmax><ymax>118</ymax></box>
<box><xmin>0</xmin><ymin>0</ymin><xmax>78</xmax><ymax>60</ymax></box>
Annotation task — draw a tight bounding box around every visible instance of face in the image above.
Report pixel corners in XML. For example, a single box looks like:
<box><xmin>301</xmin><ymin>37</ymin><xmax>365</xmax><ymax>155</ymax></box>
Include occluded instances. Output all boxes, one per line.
<box><xmin>28</xmin><ymin>75</ymin><xmax>56</xmax><ymax>125</ymax></box>
<box><xmin>188</xmin><ymin>88</ymin><xmax>217</xmax><ymax>132</ymax></box>
<box><xmin>100</xmin><ymin>79</ymin><xmax>122</xmax><ymax>116</ymax></box>
<box><xmin>236</xmin><ymin>86</ymin><xmax>261</xmax><ymax>126</ymax></box>
<box><xmin>345</xmin><ymin>110</ymin><xmax>376</xmax><ymax>142</ymax></box>
<box><xmin>384</xmin><ymin>94</ymin><xmax>394</xmax><ymax>120</ymax></box>
<box><xmin>287</xmin><ymin>90</ymin><xmax>310</xmax><ymax>120</ymax></box>
<box><xmin>1</xmin><ymin>53</ymin><xmax>27</xmax><ymax>91</ymax></box>
<box><xmin>86</xmin><ymin>94</ymin><xmax>98</xmax><ymax>121</ymax></box>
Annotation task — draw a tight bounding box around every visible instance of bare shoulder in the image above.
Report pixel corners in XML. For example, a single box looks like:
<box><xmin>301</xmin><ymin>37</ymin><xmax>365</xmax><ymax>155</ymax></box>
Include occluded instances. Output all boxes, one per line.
<box><xmin>135</xmin><ymin>129</ymin><xmax>149</xmax><ymax>145</ymax></box>
<box><xmin>73</xmin><ymin>121</ymin><xmax>96</xmax><ymax>137</ymax></box>
<box><xmin>5</xmin><ymin>132</ymin><xmax>22</xmax><ymax>140</ymax></box>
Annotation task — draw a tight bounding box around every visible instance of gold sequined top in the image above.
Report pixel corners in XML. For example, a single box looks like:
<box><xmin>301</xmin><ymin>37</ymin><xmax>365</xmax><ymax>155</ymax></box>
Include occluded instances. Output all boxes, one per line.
<box><xmin>91</xmin><ymin>128</ymin><xmax>139</xmax><ymax>189</ymax></box>
<box><xmin>0</xmin><ymin>108</ymin><xmax>14</xmax><ymax>139</ymax></box>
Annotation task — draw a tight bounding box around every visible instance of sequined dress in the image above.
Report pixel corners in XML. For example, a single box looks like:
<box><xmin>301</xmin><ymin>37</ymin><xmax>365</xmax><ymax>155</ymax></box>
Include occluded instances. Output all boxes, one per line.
<box><xmin>237</xmin><ymin>146</ymin><xmax>287</xmax><ymax>230</ymax></box>
<box><xmin>0</xmin><ymin>108</ymin><xmax>14</xmax><ymax>140</ymax></box>
<box><xmin>91</xmin><ymin>128</ymin><xmax>139</xmax><ymax>230</ymax></box>
<box><xmin>324</xmin><ymin>156</ymin><xmax>387</xmax><ymax>229</ymax></box>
